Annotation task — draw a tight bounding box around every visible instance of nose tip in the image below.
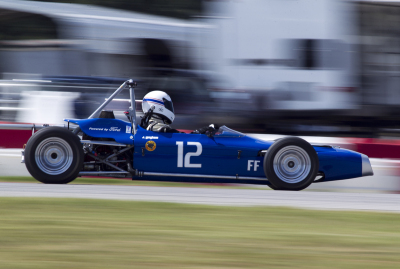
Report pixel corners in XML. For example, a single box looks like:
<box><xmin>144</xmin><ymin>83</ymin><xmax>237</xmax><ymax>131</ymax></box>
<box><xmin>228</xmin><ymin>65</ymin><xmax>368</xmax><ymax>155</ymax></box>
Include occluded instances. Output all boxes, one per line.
<box><xmin>361</xmin><ymin>154</ymin><xmax>374</xmax><ymax>176</ymax></box>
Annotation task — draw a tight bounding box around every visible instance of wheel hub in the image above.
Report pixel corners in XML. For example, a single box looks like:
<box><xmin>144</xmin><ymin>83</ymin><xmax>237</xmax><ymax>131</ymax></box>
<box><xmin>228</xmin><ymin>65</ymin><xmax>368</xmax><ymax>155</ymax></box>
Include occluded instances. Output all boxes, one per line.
<box><xmin>273</xmin><ymin>146</ymin><xmax>311</xmax><ymax>184</ymax></box>
<box><xmin>35</xmin><ymin>137</ymin><xmax>73</xmax><ymax>175</ymax></box>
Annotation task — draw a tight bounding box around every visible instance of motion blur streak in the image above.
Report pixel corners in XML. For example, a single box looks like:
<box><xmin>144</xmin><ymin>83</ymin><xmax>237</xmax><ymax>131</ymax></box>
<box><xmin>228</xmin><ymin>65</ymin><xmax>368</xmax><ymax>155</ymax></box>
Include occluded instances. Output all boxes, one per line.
<box><xmin>0</xmin><ymin>0</ymin><xmax>400</xmax><ymax>183</ymax></box>
<box><xmin>1</xmin><ymin>1</ymin><xmax>400</xmax><ymax>268</ymax></box>
<box><xmin>0</xmin><ymin>0</ymin><xmax>397</xmax><ymax>134</ymax></box>
<box><xmin>0</xmin><ymin>0</ymin><xmax>399</xmax><ymax>187</ymax></box>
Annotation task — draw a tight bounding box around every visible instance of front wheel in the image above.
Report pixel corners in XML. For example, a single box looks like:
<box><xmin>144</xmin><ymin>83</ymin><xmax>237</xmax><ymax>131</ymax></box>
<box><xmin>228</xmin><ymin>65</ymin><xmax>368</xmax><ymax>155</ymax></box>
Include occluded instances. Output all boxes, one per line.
<box><xmin>25</xmin><ymin>127</ymin><xmax>84</xmax><ymax>184</ymax></box>
<box><xmin>264</xmin><ymin>137</ymin><xmax>319</xmax><ymax>191</ymax></box>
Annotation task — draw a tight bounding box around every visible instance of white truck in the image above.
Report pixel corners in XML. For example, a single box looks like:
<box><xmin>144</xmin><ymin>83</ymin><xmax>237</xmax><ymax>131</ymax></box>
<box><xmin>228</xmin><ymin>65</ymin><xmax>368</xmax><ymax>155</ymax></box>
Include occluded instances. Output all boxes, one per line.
<box><xmin>205</xmin><ymin>0</ymin><xmax>359</xmax><ymax>108</ymax></box>
<box><xmin>202</xmin><ymin>0</ymin><xmax>361</xmax><ymax>130</ymax></box>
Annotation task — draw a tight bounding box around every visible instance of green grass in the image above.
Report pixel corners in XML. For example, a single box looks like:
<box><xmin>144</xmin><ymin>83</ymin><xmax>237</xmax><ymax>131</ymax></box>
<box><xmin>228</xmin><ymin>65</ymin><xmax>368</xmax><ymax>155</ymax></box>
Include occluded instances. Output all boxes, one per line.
<box><xmin>0</xmin><ymin>198</ymin><xmax>400</xmax><ymax>268</ymax></box>
<box><xmin>0</xmin><ymin>176</ymin><xmax>265</xmax><ymax>189</ymax></box>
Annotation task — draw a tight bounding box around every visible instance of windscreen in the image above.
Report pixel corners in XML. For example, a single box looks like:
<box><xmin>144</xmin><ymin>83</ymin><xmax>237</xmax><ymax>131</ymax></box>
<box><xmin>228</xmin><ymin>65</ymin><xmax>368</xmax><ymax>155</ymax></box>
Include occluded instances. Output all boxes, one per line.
<box><xmin>214</xmin><ymin>126</ymin><xmax>245</xmax><ymax>138</ymax></box>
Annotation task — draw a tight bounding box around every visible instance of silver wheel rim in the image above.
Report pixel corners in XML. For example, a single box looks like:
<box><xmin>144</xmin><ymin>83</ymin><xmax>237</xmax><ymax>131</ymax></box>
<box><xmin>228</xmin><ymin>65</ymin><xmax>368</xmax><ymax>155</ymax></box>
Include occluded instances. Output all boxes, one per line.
<box><xmin>273</xmin><ymin>145</ymin><xmax>311</xmax><ymax>184</ymax></box>
<box><xmin>35</xmin><ymin>137</ymin><xmax>73</xmax><ymax>175</ymax></box>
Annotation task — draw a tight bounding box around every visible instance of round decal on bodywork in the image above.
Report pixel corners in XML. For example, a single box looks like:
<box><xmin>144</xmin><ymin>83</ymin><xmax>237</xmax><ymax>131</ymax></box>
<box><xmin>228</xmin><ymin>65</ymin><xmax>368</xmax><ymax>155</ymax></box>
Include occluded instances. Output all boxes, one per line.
<box><xmin>145</xmin><ymin>141</ymin><xmax>156</xmax><ymax>151</ymax></box>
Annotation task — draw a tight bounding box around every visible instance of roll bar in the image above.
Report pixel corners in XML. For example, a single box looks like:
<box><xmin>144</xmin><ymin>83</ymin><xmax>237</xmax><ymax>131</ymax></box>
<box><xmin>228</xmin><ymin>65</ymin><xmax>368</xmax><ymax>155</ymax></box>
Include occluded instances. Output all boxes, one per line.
<box><xmin>88</xmin><ymin>79</ymin><xmax>138</xmax><ymax>135</ymax></box>
<box><xmin>0</xmin><ymin>79</ymin><xmax>139</xmax><ymax>136</ymax></box>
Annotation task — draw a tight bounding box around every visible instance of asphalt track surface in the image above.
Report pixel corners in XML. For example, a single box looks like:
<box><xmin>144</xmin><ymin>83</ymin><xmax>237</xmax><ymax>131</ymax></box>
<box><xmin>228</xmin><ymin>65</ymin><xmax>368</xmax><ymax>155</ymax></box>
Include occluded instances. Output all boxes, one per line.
<box><xmin>1</xmin><ymin>183</ymin><xmax>400</xmax><ymax>212</ymax></box>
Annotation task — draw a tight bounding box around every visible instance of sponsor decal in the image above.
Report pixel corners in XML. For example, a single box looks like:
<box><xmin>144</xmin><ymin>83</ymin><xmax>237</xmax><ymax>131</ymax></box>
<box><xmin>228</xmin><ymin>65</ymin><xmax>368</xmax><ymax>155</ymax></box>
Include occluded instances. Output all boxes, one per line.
<box><xmin>89</xmin><ymin>126</ymin><xmax>121</xmax><ymax>132</ymax></box>
<box><xmin>89</xmin><ymin>127</ymin><xmax>104</xmax><ymax>131</ymax></box>
<box><xmin>109</xmin><ymin>127</ymin><xmax>121</xmax><ymax>132</ymax></box>
<box><xmin>126</xmin><ymin>126</ymin><xmax>132</xmax><ymax>133</ymax></box>
<box><xmin>142</xmin><ymin>136</ymin><xmax>159</xmax><ymax>140</ymax></box>
<box><xmin>130</xmin><ymin>135</ymin><xmax>133</xmax><ymax>140</ymax></box>
<box><xmin>145</xmin><ymin>141</ymin><xmax>156</xmax><ymax>151</ymax></box>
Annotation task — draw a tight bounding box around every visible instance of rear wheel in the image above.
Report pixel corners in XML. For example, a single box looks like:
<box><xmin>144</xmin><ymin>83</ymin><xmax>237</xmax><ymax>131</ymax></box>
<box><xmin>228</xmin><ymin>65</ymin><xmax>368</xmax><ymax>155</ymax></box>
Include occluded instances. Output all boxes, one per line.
<box><xmin>264</xmin><ymin>137</ymin><xmax>319</xmax><ymax>191</ymax></box>
<box><xmin>25</xmin><ymin>127</ymin><xmax>83</xmax><ymax>184</ymax></box>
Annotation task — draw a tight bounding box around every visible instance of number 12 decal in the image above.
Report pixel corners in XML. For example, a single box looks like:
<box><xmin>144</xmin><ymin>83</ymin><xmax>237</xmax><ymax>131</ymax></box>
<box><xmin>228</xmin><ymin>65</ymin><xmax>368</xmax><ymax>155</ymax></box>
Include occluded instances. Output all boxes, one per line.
<box><xmin>176</xmin><ymin>142</ymin><xmax>202</xmax><ymax>168</ymax></box>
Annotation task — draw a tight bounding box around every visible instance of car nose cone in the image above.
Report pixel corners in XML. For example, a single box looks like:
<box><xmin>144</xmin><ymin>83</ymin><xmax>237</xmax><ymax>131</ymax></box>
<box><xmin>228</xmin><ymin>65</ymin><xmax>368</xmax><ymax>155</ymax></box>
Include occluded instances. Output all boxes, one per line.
<box><xmin>361</xmin><ymin>154</ymin><xmax>374</xmax><ymax>176</ymax></box>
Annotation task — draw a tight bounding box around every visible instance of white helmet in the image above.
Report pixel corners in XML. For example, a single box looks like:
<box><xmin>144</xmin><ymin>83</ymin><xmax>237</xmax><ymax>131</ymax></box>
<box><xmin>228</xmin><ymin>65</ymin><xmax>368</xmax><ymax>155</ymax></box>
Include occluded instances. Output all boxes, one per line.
<box><xmin>142</xmin><ymin>91</ymin><xmax>175</xmax><ymax>124</ymax></box>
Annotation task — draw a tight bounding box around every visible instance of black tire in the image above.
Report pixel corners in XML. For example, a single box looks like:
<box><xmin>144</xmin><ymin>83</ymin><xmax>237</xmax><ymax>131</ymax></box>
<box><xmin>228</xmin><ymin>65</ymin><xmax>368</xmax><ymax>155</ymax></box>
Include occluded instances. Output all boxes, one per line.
<box><xmin>264</xmin><ymin>137</ymin><xmax>319</xmax><ymax>191</ymax></box>
<box><xmin>25</xmin><ymin>127</ymin><xmax>83</xmax><ymax>184</ymax></box>
<box><xmin>267</xmin><ymin>183</ymin><xmax>279</xmax><ymax>190</ymax></box>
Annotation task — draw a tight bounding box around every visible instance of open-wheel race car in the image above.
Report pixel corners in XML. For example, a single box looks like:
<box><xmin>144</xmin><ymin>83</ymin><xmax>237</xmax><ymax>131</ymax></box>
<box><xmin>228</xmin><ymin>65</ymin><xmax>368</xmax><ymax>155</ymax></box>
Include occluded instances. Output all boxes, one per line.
<box><xmin>19</xmin><ymin>80</ymin><xmax>373</xmax><ymax>191</ymax></box>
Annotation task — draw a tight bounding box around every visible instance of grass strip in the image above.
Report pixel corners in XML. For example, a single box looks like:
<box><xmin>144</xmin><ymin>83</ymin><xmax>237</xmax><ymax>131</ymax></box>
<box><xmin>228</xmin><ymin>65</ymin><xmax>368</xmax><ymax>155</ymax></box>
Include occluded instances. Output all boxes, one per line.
<box><xmin>0</xmin><ymin>198</ymin><xmax>399</xmax><ymax>269</ymax></box>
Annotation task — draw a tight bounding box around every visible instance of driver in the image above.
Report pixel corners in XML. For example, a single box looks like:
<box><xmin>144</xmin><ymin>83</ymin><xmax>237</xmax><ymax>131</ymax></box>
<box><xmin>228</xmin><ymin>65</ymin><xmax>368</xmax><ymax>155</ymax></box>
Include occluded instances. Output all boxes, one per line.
<box><xmin>140</xmin><ymin>91</ymin><xmax>178</xmax><ymax>133</ymax></box>
<box><xmin>140</xmin><ymin>91</ymin><xmax>219</xmax><ymax>135</ymax></box>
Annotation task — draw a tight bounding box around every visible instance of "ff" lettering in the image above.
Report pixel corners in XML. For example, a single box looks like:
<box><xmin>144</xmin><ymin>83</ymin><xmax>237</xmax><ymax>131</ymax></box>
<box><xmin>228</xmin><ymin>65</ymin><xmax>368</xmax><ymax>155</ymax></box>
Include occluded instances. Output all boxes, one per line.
<box><xmin>247</xmin><ymin>160</ymin><xmax>260</xmax><ymax>171</ymax></box>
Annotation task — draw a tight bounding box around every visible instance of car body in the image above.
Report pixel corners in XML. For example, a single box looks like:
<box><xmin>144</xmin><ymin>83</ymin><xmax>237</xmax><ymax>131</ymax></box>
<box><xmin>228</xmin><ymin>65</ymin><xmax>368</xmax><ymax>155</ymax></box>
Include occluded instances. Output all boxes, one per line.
<box><xmin>68</xmin><ymin>117</ymin><xmax>371</xmax><ymax>183</ymax></box>
<box><xmin>19</xmin><ymin>80</ymin><xmax>373</xmax><ymax>191</ymax></box>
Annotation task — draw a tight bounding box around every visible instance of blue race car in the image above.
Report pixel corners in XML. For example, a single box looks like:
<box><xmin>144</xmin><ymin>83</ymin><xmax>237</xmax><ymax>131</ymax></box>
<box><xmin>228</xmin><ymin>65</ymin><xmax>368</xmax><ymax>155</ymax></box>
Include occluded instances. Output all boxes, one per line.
<box><xmin>22</xmin><ymin>80</ymin><xmax>373</xmax><ymax>191</ymax></box>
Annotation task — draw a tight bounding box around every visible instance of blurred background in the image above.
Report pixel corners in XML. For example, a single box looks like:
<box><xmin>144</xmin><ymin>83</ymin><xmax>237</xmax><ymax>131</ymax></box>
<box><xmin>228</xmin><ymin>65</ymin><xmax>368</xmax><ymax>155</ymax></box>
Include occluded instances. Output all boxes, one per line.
<box><xmin>0</xmin><ymin>0</ymin><xmax>399</xmax><ymax>137</ymax></box>
<box><xmin>1</xmin><ymin>3</ymin><xmax>400</xmax><ymax>267</ymax></box>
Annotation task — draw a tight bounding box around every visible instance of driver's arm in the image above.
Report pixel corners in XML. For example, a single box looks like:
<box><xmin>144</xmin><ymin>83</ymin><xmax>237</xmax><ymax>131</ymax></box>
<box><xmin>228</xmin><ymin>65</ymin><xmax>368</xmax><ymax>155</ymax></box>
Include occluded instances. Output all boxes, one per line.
<box><xmin>158</xmin><ymin>125</ymin><xmax>181</xmax><ymax>133</ymax></box>
<box><xmin>191</xmin><ymin>124</ymin><xmax>220</xmax><ymax>136</ymax></box>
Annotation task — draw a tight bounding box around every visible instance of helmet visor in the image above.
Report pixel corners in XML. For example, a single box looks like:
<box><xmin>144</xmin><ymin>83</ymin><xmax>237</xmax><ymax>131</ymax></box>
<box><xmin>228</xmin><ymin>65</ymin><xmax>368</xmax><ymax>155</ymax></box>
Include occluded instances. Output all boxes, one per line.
<box><xmin>163</xmin><ymin>98</ymin><xmax>174</xmax><ymax>113</ymax></box>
